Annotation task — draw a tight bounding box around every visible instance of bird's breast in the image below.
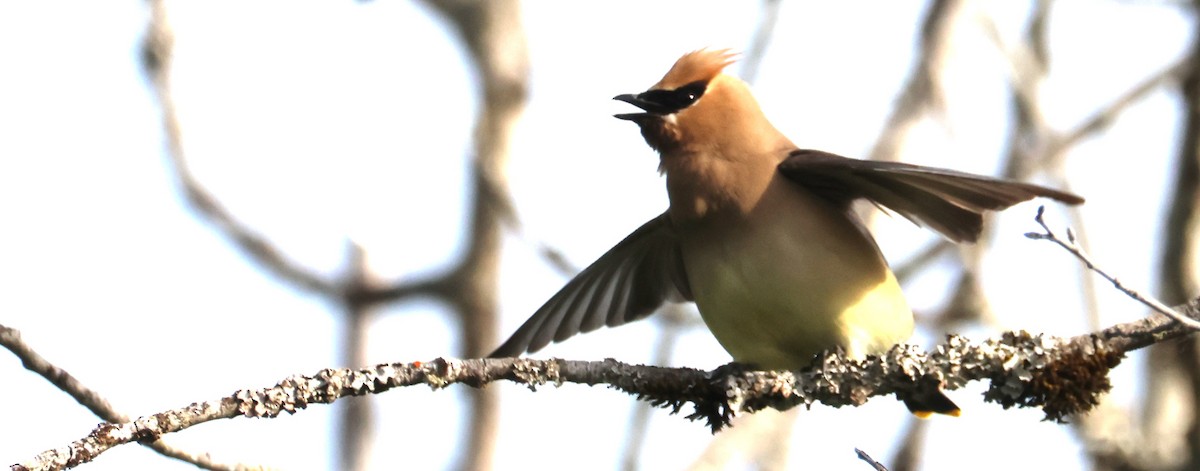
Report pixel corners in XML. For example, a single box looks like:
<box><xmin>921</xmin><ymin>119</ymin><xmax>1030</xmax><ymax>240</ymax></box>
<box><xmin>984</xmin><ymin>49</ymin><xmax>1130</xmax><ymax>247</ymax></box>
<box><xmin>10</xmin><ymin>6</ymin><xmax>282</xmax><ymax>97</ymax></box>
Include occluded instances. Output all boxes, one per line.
<box><xmin>678</xmin><ymin>176</ymin><xmax>914</xmax><ymax>370</ymax></box>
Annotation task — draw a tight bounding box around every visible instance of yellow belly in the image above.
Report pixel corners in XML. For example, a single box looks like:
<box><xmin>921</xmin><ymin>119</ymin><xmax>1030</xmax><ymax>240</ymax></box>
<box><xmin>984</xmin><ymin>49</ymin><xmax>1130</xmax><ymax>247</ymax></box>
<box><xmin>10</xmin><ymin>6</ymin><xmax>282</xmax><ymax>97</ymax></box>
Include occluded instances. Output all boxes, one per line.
<box><xmin>680</xmin><ymin>181</ymin><xmax>913</xmax><ymax>370</ymax></box>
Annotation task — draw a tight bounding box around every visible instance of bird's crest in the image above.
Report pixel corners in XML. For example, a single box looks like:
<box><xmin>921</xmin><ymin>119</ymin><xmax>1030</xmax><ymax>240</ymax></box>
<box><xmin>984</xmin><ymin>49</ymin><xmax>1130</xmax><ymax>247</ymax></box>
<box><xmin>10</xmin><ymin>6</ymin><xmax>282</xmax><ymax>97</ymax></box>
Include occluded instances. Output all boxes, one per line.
<box><xmin>655</xmin><ymin>49</ymin><xmax>738</xmax><ymax>89</ymax></box>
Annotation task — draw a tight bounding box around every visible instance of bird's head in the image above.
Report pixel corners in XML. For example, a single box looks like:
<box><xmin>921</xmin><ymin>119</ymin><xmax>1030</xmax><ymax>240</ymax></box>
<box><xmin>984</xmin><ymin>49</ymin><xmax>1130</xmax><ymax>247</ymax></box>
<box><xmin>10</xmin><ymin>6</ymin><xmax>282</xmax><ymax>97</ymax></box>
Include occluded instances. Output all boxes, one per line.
<box><xmin>614</xmin><ymin>49</ymin><xmax>778</xmax><ymax>156</ymax></box>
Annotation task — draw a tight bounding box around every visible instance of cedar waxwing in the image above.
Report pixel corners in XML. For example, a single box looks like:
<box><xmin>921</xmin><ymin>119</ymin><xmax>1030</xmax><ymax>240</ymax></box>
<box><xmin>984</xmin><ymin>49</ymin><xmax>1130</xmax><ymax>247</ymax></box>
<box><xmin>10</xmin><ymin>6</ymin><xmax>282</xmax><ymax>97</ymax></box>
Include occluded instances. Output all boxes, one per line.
<box><xmin>490</xmin><ymin>49</ymin><xmax>1084</xmax><ymax>417</ymax></box>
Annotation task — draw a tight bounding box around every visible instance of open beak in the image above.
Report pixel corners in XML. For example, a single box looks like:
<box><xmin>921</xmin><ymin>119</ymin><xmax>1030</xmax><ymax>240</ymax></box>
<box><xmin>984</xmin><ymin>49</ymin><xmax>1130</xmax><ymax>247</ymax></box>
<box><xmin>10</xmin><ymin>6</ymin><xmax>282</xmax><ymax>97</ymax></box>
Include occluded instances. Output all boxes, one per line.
<box><xmin>613</xmin><ymin>93</ymin><xmax>659</xmax><ymax>120</ymax></box>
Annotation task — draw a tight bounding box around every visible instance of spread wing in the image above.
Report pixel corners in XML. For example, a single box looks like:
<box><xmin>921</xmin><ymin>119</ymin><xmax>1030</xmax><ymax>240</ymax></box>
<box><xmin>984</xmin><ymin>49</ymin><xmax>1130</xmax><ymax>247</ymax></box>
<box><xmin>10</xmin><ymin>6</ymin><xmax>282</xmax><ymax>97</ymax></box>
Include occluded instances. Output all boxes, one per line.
<box><xmin>778</xmin><ymin>149</ymin><xmax>1085</xmax><ymax>243</ymax></box>
<box><xmin>489</xmin><ymin>213</ymin><xmax>692</xmax><ymax>358</ymax></box>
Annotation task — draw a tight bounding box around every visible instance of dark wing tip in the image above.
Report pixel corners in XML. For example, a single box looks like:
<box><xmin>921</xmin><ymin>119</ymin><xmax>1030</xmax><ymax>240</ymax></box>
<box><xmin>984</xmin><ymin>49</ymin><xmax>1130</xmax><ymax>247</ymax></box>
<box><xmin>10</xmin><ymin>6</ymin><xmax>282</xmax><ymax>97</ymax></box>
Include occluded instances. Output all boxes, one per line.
<box><xmin>778</xmin><ymin>149</ymin><xmax>1085</xmax><ymax>243</ymax></box>
<box><xmin>1036</xmin><ymin>186</ymin><xmax>1085</xmax><ymax>206</ymax></box>
<box><xmin>488</xmin><ymin>337</ymin><xmax>529</xmax><ymax>359</ymax></box>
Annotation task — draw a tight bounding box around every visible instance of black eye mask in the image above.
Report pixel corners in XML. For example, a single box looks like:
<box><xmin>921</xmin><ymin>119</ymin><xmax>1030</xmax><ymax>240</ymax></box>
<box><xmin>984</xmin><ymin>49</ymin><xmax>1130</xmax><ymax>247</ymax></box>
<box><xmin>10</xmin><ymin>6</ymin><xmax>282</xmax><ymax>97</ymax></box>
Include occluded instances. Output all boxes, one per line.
<box><xmin>614</xmin><ymin>80</ymin><xmax>708</xmax><ymax>115</ymax></box>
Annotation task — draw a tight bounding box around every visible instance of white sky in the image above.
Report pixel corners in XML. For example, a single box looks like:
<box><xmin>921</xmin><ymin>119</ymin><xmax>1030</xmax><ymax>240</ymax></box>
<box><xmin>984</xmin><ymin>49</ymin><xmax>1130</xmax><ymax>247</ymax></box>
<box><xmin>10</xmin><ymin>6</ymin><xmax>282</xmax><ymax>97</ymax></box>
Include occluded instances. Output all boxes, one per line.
<box><xmin>0</xmin><ymin>1</ymin><xmax>1194</xmax><ymax>470</ymax></box>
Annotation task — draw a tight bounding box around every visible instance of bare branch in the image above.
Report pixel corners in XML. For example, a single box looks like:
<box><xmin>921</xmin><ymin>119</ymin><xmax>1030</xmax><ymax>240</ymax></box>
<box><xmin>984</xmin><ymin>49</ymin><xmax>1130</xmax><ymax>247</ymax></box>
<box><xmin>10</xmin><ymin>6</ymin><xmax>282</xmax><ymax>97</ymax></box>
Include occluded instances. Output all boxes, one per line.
<box><xmin>983</xmin><ymin>0</ymin><xmax>1051</xmax><ymax>179</ymax></box>
<box><xmin>1043</xmin><ymin>57</ymin><xmax>1193</xmax><ymax>168</ymax></box>
<box><xmin>871</xmin><ymin>5</ymin><xmax>970</xmax><ymax>467</ymax></box>
<box><xmin>867</xmin><ymin>0</ymin><xmax>963</xmax><ymax>164</ymax></box>
<box><xmin>887</xmin><ymin>419</ymin><xmax>926</xmax><ymax>471</ymax></box>
<box><xmin>1</xmin><ymin>324</ymin><xmax>257</xmax><ymax>471</ymax></box>
<box><xmin>1025</xmin><ymin>207</ymin><xmax>1200</xmax><ymax>331</ymax></box>
<box><xmin>987</xmin><ymin>3</ymin><xmax>1191</xmax><ymax>176</ymax></box>
<box><xmin>892</xmin><ymin>238</ymin><xmax>954</xmax><ymax>283</ymax></box>
<box><xmin>983</xmin><ymin>4</ymin><xmax>1200</xmax><ymax>469</ymax></box>
<box><xmin>417</xmin><ymin>2</ymin><xmax>530</xmax><ymax>470</ymax></box>
<box><xmin>1</xmin><ymin>325</ymin><xmax>121</xmax><ymax>424</ymax></box>
<box><xmin>1141</xmin><ymin>6</ymin><xmax>1200</xmax><ymax>468</ymax></box>
<box><xmin>856</xmin><ymin>448</ymin><xmax>890</xmax><ymax>471</ymax></box>
<box><xmin>740</xmin><ymin>0</ymin><xmax>782</xmax><ymax>85</ymax></box>
<box><xmin>1061</xmin><ymin>190</ymin><xmax>1103</xmax><ymax>332</ymax></box>
<box><xmin>143</xmin><ymin>0</ymin><xmax>336</xmax><ymax>297</ymax></box>
<box><xmin>1158</xmin><ymin>37</ymin><xmax>1200</xmax><ymax>308</ymax></box>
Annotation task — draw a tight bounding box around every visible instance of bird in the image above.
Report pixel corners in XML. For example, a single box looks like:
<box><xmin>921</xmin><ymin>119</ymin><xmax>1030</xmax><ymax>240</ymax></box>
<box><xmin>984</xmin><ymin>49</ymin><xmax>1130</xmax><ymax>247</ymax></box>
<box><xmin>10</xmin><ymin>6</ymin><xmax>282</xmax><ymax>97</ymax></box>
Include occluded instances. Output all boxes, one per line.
<box><xmin>489</xmin><ymin>49</ymin><xmax>1084</xmax><ymax>417</ymax></box>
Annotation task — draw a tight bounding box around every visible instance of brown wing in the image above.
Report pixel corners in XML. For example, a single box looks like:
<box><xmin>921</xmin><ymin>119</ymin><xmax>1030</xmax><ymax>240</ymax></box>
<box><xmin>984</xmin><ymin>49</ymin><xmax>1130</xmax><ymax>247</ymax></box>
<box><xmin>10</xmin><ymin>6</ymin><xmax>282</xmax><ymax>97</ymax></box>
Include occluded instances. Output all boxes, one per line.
<box><xmin>489</xmin><ymin>213</ymin><xmax>692</xmax><ymax>358</ymax></box>
<box><xmin>778</xmin><ymin>149</ymin><xmax>1084</xmax><ymax>243</ymax></box>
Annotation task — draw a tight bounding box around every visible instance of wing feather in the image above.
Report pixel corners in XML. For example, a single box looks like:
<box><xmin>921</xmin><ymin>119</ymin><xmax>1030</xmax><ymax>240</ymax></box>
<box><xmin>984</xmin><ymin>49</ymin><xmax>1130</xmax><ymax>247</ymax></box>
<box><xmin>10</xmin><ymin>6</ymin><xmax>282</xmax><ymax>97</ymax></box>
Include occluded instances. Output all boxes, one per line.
<box><xmin>778</xmin><ymin>149</ymin><xmax>1084</xmax><ymax>243</ymax></box>
<box><xmin>489</xmin><ymin>213</ymin><xmax>691</xmax><ymax>357</ymax></box>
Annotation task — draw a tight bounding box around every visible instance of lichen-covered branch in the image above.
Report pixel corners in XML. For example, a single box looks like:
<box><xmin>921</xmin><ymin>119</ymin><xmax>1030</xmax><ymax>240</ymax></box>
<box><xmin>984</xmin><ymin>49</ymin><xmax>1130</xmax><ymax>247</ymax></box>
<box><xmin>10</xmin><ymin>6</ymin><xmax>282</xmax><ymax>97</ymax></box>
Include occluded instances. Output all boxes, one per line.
<box><xmin>17</xmin><ymin>299</ymin><xmax>1200</xmax><ymax>471</ymax></box>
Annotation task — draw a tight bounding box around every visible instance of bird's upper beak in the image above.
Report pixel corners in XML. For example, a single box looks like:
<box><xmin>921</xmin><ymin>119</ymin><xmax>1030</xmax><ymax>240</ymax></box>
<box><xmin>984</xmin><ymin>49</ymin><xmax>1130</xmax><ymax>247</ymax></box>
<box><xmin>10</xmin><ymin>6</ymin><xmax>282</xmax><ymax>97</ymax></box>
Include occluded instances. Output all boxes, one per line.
<box><xmin>613</xmin><ymin>93</ymin><xmax>660</xmax><ymax>121</ymax></box>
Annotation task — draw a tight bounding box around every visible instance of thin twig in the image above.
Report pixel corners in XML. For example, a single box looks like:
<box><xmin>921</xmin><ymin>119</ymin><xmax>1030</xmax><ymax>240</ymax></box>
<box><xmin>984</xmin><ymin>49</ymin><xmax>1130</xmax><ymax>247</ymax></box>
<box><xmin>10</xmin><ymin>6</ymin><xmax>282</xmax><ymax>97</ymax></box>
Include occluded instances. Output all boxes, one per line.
<box><xmin>1025</xmin><ymin>206</ymin><xmax>1200</xmax><ymax>331</ymax></box>
<box><xmin>1061</xmin><ymin>184</ymin><xmax>1103</xmax><ymax>332</ymax></box>
<box><xmin>856</xmin><ymin>448</ymin><xmax>890</xmax><ymax>471</ymax></box>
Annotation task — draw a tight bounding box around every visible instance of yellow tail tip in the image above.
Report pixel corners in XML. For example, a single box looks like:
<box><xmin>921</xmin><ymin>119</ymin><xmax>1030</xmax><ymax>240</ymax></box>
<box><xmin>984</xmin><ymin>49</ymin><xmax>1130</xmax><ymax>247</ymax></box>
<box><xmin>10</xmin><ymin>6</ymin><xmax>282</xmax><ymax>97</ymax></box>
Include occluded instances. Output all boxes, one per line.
<box><xmin>910</xmin><ymin>408</ymin><xmax>961</xmax><ymax>419</ymax></box>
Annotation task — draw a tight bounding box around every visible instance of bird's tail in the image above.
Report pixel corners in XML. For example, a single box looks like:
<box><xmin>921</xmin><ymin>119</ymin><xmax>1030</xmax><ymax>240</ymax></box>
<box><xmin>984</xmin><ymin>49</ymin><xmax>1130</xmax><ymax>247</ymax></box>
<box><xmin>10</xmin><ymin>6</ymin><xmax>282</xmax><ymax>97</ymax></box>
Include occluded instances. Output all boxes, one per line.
<box><xmin>903</xmin><ymin>389</ymin><xmax>961</xmax><ymax>418</ymax></box>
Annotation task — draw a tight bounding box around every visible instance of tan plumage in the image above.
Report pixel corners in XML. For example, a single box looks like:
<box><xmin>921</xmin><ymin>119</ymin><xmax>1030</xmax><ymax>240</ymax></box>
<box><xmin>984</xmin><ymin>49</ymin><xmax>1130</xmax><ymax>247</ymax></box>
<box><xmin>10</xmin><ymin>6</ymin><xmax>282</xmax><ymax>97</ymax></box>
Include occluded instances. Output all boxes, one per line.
<box><xmin>491</xmin><ymin>49</ymin><xmax>1084</xmax><ymax>416</ymax></box>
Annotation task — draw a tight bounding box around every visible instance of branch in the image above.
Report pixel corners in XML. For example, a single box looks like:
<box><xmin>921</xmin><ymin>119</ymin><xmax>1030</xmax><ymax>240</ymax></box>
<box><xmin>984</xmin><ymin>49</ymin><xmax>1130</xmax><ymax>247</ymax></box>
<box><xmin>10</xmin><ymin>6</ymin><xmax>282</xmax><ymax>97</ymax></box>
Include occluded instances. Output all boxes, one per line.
<box><xmin>1025</xmin><ymin>207</ymin><xmax>1200</xmax><ymax>331</ymax></box>
<box><xmin>739</xmin><ymin>0</ymin><xmax>782</xmax><ymax>85</ymax></box>
<box><xmin>987</xmin><ymin>7</ymin><xmax>1191</xmax><ymax>176</ymax></box>
<box><xmin>867</xmin><ymin>0</ymin><xmax>962</xmax><ymax>164</ymax></box>
<box><xmin>856</xmin><ymin>448</ymin><xmax>890</xmax><ymax>471</ymax></box>
<box><xmin>22</xmin><ymin>297</ymin><xmax>1200</xmax><ymax>471</ymax></box>
<box><xmin>143</xmin><ymin>0</ymin><xmax>335</xmax><ymax>297</ymax></box>
<box><xmin>892</xmin><ymin>238</ymin><xmax>953</xmax><ymax>283</ymax></box>
<box><xmin>411</xmin><ymin>2</ymin><xmax>529</xmax><ymax>471</ymax></box>
<box><xmin>1042</xmin><ymin>57</ymin><xmax>1193</xmax><ymax>169</ymax></box>
<box><xmin>1</xmin><ymin>324</ymin><xmax>257</xmax><ymax>471</ymax></box>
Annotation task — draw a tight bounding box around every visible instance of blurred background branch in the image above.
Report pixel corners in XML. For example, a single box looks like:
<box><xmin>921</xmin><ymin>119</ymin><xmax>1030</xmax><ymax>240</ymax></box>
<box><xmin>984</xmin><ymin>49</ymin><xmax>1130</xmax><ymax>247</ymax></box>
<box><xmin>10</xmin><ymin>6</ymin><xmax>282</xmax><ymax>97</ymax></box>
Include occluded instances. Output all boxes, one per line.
<box><xmin>143</xmin><ymin>1</ymin><xmax>526</xmax><ymax>470</ymax></box>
